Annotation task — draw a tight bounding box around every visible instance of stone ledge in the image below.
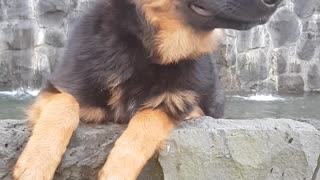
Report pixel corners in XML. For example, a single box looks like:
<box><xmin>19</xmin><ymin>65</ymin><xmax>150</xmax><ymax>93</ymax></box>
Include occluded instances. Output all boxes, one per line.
<box><xmin>0</xmin><ymin>118</ymin><xmax>319</xmax><ymax>180</ymax></box>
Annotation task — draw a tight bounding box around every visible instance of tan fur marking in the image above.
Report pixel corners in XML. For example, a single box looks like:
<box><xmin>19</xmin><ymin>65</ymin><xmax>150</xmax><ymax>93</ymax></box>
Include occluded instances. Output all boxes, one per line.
<box><xmin>139</xmin><ymin>0</ymin><xmax>220</xmax><ymax>64</ymax></box>
<box><xmin>143</xmin><ymin>90</ymin><xmax>198</xmax><ymax>113</ymax></box>
<box><xmin>13</xmin><ymin>92</ymin><xmax>79</xmax><ymax>180</ymax></box>
<box><xmin>108</xmin><ymin>87</ymin><xmax>124</xmax><ymax>122</ymax></box>
<box><xmin>25</xmin><ymin>92</ymin><xmax>56</xmax><ymax>125</ymax></box>
<box><xmin>185</xmin><ymin>106</ymin><xmax>205</xmax><ymax>120</ymax></box>
<box><xmin>80</xmin><ymin>107</ymin><xmax>106</xmax><ymax>123</ymax></box>
<box><xmin>108</xmin><ymin>87</ymin><xmax>123</xmax><ymax>108</ymax></box>
<box><xmin>98</xmin><ymin>109</ymin><xmax>175</xmax><ymax>180</ymax></box>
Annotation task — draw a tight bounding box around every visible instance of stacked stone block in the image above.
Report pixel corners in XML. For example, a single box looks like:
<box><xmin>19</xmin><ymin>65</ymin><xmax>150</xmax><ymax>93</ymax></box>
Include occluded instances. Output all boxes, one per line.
<box><xmin>217</xmin><ymin>0</ymin><xmax>320</xmax><ymax>93</ymax></box>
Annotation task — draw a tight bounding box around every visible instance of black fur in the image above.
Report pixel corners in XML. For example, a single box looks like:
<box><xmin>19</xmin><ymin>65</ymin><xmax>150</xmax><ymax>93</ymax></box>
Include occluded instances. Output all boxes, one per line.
<box><xmin>47</xmin><ymin>0</ymin><xmax>225</xmax><ymax>123</ymax></box>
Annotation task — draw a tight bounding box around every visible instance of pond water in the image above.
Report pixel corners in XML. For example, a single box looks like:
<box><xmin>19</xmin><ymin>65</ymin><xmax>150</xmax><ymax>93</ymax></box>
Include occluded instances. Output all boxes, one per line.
<box><xmin>225</xmin><ymin>92</ymin><xmax>320</xmax><ymax>120</ymax></box>
<box><xmin>0</xmin><ymin>91</ymin><xmax>319</xmax><ymax>121</ymax></box>
<box><xmin>0</xmin><ymin>90</ymin><xmax>36</xmax><ymax>119</ymax></box>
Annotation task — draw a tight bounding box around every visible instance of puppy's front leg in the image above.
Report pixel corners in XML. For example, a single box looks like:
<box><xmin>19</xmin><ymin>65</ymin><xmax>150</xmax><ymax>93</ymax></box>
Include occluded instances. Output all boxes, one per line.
<box><xmin>98</xmin><ymin>109</ymin><xmax>175</xmax><ymax>180</ymax></box>
<box><xmin>13</xmin><ymin>92</ymin><xmax>79</xmax><ymax>180</ymax></box>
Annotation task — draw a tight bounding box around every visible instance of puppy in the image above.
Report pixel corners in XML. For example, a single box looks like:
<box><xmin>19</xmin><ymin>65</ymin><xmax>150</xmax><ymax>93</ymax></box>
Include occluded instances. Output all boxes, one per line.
<box><xmin>13</xmin><ymin>0</ymin><xmax>281</xmax><ymax>179</ymax></box>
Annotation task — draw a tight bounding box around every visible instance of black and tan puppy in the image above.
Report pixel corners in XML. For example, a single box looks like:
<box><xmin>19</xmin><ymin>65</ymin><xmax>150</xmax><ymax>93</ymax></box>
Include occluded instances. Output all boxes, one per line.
<box><xmin>13</xmin><ymin>0</ymin><xmax>281</xmax><ymax>179</ymax></box>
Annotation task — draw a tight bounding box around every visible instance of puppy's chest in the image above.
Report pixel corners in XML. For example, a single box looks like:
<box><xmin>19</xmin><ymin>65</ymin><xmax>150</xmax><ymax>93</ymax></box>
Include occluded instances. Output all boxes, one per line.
<box><xmin>106</xmin><ymin>63</ymin><xmax>200</xmax><ymax>123</ymax></box>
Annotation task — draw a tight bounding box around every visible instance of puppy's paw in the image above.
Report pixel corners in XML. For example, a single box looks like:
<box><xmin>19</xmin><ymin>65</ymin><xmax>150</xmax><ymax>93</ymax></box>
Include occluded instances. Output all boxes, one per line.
<box><xmin>98</xmin><ymin>170</ymin><xmax>128</xmax><ymax>180</ymax></box>
<box><xmin>13</xmin><ymin>148</ymin><xmax>56</xmax><ymax>180</ymax></box>
<box><xmin>13</xmin><ymin>161</ymin><xmax>53</xmax><ymax>180</ymax></box>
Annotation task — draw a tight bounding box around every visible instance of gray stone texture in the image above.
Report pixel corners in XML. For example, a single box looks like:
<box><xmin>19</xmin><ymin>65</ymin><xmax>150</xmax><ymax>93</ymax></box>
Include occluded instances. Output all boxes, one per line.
<box><xmin>236</xmin><ymin>50</ymin><xmax>269</xmax><ymax>90</ymax></box>
<box><xmin>1</xmin><ymin>118</ymin><xmax>320</xmax><ymax>180</ymax></box>
<box><xmin>273</xmin><ymin>48</ymin><xmax>288</xmax><ymax>74</ymax></box>
<box><xmin>0</xmin><ymin>120</ymin><xmax>164</xmax><ymax>180</ymax></box>
<box><xmin>278</xmin><ymin>75</ymin><xmax>305</xmax><ymax>93</ymax></box>
<box><xmin>308</xmin><ymin>63</ymin><xmax>320</xmax><ymax>90</ymax></box>
<box><xmin>216</xmin><ymin>0</ymin><xmax>320</xmax><ymax>93</ymax></box>
<box><xmin>159</xmin><ymin>118</ymin><xmax>320</xmax><ymax>180</ymax></box>
<box><xmin>0</xmin><ymin>0</ymin><xmax>93</xmax><ymax>90</ymax></box>
<box><xmin>0</xmin><ymin>0</ymin><xmax>319</xmax><ymax>93</ymax></box>
<box><xmin>268</xmin><ymin>7</ymin><xmax>301</xmax><ymax>48</ymax></box>
<box><xmin>294</xmin><ymin>0</ymin><xmax>317</xmax><ymax>18</ymax></box>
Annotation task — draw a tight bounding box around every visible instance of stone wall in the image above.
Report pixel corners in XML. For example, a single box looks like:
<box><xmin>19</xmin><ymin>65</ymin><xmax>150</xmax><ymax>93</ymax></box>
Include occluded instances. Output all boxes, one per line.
<box><xmin>0</xmin><ymin>0</ymin><xmax>319</xmax><ymax>92</ymax></box>
<box><xmin>216</xmin><ymin>0</ymin><xmax>320</xmax><ymax>93</ymax></box>
<box><xmin>1</xmin><ymin>118</ymin><xmax>320</xmax><ymax>180</ymax></box>
<box><xmin>0</xmin><ymin>0</ymin><xmax>96</xmax><ymax>90</ymax></box>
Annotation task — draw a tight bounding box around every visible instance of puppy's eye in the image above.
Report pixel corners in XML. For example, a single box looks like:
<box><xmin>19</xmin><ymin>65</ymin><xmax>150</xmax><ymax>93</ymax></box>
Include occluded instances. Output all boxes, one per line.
<box><xmin>190</xmin><ymin>3</ymin><xmax>213</xmax><ymax>17</ymax></box>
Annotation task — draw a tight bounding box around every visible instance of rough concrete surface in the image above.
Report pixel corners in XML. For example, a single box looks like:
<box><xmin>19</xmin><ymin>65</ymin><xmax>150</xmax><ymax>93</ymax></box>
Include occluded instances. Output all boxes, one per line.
<box><xmin>1</xmin><ymin>118</ymin><xmax>320</xmax><ymax>180</ymax></box>
<box><xmin>159</xmin><ymin>118</ymin><xmax>320</xmax><ymax>180</ymax></box>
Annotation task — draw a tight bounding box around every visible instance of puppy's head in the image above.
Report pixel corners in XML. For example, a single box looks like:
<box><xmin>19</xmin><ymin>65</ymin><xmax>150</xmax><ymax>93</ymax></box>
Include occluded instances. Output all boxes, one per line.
<box><xmin>180</xmin><ymin>0</ymin><xmax>282</xmax><ymax>31</ymax></box>
<box><xmin>134</xmin><ymin>0</ymin><xmax>282</xmax><ymax>63</ymax></box>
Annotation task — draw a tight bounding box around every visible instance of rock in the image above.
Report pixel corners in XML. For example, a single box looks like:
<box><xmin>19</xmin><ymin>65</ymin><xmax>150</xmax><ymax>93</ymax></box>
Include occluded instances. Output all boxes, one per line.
<box><xmin>3</xmin><ymin>27</ymin><xmax>35</xmax><ymax>50</ymax></box>
<box><xmin>318</xmin><ymin>19</ymin><xmax>320</xmax><ymax>34</ymax></box>
<box><xmin>271</xmin><ymin>48</ymin><xmax>288</xmax><ymax>74</ymax></box>
<box><xmin>302</xmin><ymin>16</ymin><xmax>320</xmax><ymax>33</ymax></box>
<box><xmin>75</xmin><ymin>0</ymin><xmax>96</xmax><ymax>12</ymax></box>
<box><xmin>0</xmin><ymin>1</ymin><xmax>6</xmax><ymax>21</ymax></box>
<box><xmin>297</xmin><ymin>33</ymin><xmax>319</xmax><ymax>61</ymax></box>
<box><xmin>44</xmin><ymin>29</ymin><xmax>66</xmax><ymax>47</ymax></box>
<box><xmin>0</xmin><ymin>50</ymin><xmax>35</xmax><ymax>90</ymax></box>
<box><xmin>308</xmin><ymin>64</ymin><xmax>320</xmax><ymax>90</ymax></box>
<box><xmin>289</xmin><ymin>63</ymin><xmax>302</xmax><ymax>74</ymax></box>
<box><xmin>1</xmin><ymin>118</ymin><xmax>319</xmax><ymax>180</ymax></box>
<box><xmin>37</xmin><ymin>0</ymin><xmax>71</xmax><ymax>15</ymax></box>
<box><xmin>159</xmin><ymin>118</ymin><xmax>320</xmax><ymax>180</ymax></box>
<box><xmin>236</xmin><ymin>26</ymin><xmax>270</xmax><ymax>53</ymax></box>
<box><xmin>35</xmin><ymin>45</ymin><xmax>65</xmax><ymax>71</ymax></box>
<box><xmin>39</xmin><ymin>11</ymin><xmax>66</xmax><ymax>28</ymax></box>
<box><xmin>278</xmin><ymin>75</ymin><xmax>305</xmax><ymax>93</ymax></box>
<box><xmin>0</xmin><ymin>120</ymin><xmax>31</xmax><ymax>179</ymax></box>
<box><xmin>268</xmin><ymin>7</ymin><xmax>301</xmax><ymax>48</ymax></box>
<box><xmin>55</xmin><ymin>124</ymin><xmax>164</xmax><ymax>180</ymax></box>
<box><xmin>4</xmin><ymin>0</ymin><xmax>33</xmax><ymax>20</ymax></box>
<box><xmin>299</xmin><ymin>119</ymin><xmax>320</xmax><ymax>131</ymax></box>
<box><xmin>218</xmin><ymin>65</ymin><xmax>241</xmax><ymax>92</ymax></box>
<box><xmin>294</xmin><ymin>0</ymin><xmax>317</xmax><ymax>18</ymax></box>
<box><xmin>0</xmin><ymin>33</ymin><xmax>9</xmax><ymax>51</ymax></box>
<box><xmin>0</xmin><ymin>60</ymin><xmax>11</xmax><ymax>90</ymax></box>
<box><xmin>215</xmin><ymin>34</ymin><xmax>237</xmax><ymax>91</ymax></box>
<box><xmin>0</xmin><ymin>120</ymin><xmax>163</xmax><ymax>180</ymax></box>
<box><xmin>236</xmin><ymin>50</ymin><xmax>268</xmax><ymax>90</ymax></box>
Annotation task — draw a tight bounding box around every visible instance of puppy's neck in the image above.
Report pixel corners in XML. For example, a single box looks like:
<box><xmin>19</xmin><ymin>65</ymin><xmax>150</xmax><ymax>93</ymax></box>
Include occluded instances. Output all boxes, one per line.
<box><xmin>119</xmin><ymin>0</ymin><xmax>221</xmax><ymax>65</ymax></box>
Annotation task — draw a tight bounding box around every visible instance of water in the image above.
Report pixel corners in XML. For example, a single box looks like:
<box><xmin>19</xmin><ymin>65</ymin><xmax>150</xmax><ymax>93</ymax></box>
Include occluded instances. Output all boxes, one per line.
<box><xmin>0</xmin><ymin>89</ymin><xmax>40</xmax><ymax>97</ymax></box>
<box><xmin>0</xmin><ymin>90</ymin><xmax>38</xmax><ymax>119</ymax></box>
<box><xmin>225</xmin><ymin>92</ymin><xmax>320</xmax><ymax>120</ymax></box>
<box><xmin>0</xmin><ymin>91</ymin><xmax>319</xmax><ymax>121</ymax></box>
<box><xmin>231</xmin><ymin>94</ymin><xmax>285</xmax><ymax>102</ymax></box>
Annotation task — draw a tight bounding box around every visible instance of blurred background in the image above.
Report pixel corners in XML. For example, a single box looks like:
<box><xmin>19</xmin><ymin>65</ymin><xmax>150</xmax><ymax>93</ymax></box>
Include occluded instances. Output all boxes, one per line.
<box><xmin>0</xmin><ymin>0</ymin><xmax>319</xmax><ymax>122</ymax></box>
